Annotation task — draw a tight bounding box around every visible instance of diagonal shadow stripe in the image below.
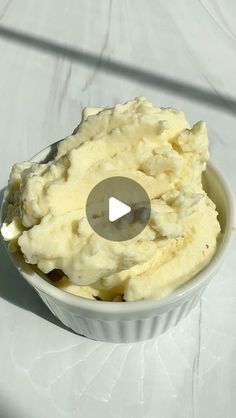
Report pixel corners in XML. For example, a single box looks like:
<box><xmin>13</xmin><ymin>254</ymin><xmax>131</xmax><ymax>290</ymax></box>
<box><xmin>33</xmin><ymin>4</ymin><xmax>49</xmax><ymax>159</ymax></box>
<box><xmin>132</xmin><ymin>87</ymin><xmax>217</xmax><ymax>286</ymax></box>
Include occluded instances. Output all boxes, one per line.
<box><xmin>0</xmin><ymin>24</ymin><xmax>235</xmax><ymax>114</ymax></box>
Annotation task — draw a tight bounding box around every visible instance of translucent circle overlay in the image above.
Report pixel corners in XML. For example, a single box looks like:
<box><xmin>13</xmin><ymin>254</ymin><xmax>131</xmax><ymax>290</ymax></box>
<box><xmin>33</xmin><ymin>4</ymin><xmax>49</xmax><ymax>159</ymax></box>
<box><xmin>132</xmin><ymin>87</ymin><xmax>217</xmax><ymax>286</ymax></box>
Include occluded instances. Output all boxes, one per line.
<box><xmin>86</xmin><ymin>176</ymin><xmax>151</xmax><ymax>241</ymax></box>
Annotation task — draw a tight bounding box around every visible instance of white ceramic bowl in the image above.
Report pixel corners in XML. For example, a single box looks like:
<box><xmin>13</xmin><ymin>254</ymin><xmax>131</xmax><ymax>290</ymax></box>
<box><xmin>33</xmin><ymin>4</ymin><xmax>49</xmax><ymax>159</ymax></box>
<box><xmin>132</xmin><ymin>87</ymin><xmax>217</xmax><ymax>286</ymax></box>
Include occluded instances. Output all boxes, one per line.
<box><xmin>1</xmin><ymin>143</ymin><xmax>235</xmax><ymax>343</ymax></box>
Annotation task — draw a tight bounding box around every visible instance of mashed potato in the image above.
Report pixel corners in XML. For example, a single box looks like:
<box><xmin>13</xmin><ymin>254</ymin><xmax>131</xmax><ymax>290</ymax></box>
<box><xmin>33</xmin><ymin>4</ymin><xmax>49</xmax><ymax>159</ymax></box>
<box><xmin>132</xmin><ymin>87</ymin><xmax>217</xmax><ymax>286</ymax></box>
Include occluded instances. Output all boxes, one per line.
<box><xmin>1</xmin><ymin>97</ymin><xmax>220</xmax><ymax>301</ymax></box>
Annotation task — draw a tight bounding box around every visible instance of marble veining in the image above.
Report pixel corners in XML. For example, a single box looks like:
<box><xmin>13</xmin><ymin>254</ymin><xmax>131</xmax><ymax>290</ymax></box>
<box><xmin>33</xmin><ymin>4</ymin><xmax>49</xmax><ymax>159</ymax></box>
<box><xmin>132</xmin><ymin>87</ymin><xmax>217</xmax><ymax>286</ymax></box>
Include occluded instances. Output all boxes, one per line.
<box><xmin>0</xmin><ymin>0</ymin><xmax>12</xmax><ymax>21</ymax></box>
<box><xmin>82</xmin><ymin>0</ymin><xmax>113</xmax><ymax>92</ymax></box>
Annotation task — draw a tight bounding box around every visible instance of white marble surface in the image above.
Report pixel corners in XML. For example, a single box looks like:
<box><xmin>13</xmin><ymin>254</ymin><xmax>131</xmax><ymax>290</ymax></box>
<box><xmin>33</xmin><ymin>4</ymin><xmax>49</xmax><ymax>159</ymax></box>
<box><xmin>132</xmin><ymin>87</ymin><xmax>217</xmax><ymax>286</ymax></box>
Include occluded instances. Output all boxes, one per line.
<box><xmin>0</xmin><ymin>1</ymin><xmax>236</xmax><ymax>417</ymax></box>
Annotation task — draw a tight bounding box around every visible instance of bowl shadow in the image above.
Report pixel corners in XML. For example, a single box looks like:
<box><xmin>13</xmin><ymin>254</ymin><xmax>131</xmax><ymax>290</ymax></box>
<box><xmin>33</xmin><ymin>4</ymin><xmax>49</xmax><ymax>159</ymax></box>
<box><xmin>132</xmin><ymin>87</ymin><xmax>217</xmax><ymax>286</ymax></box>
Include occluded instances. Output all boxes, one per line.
<box><xmin>0</xmin><ymin>187</ymin><xmax>77</xmax><ymax>334</ymax></box>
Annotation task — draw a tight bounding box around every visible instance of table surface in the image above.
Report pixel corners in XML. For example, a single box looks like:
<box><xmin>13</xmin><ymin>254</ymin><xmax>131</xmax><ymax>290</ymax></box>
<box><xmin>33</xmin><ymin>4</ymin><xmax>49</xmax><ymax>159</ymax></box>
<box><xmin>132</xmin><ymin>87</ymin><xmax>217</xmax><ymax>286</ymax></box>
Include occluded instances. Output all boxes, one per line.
<box><xmin>0</xmin><ymin>1</ymin><xmax>236</xmax><ymax>417</ymax></box>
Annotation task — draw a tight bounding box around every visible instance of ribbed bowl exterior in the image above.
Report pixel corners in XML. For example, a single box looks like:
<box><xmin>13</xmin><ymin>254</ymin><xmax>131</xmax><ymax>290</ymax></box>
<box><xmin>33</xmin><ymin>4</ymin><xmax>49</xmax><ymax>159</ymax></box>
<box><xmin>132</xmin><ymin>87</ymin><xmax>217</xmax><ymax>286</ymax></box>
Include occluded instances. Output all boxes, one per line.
<box><xmin>37</xmin><ymin>289</ymin><xmax>202</xmax><ymax>343</ymax></box>
<box><xmin>1</xmin><ymin>146</ymin><xmax>234</xmax><ymax>344</ymax></box>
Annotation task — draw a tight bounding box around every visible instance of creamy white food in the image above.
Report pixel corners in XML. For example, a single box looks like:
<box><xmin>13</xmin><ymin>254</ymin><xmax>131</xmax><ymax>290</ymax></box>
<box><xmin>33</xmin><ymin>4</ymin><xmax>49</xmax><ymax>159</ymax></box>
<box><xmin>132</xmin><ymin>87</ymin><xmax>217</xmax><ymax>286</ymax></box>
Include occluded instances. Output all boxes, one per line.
<box><xmin>1</xmin><ymin>97</ymin><xmax>221</xmax><ymax>301</ymax></box>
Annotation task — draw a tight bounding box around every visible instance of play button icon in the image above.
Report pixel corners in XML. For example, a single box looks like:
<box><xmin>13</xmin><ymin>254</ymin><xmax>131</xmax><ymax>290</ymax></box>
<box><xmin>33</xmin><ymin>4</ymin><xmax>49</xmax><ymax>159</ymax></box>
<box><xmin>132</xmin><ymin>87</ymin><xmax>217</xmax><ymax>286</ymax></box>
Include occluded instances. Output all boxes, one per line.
<box><xmin>109</xmin><ymin>197</ymin><xmax>131</xmax><ymax>222</ymax></box>
<box><xmin>86</xmin><ymin>176</ymin><xmax>151</xmax><ymax>241</ymax></box>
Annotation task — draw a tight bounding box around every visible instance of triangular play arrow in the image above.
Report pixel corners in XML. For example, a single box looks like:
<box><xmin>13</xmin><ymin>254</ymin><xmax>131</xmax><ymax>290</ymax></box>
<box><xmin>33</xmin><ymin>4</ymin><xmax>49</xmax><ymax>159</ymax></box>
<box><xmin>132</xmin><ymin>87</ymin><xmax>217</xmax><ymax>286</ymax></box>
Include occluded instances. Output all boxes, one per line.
<box><xmin>108</xmin><ymin>197</ymin><xmax>131</xmax><ymax>222</ymax></box>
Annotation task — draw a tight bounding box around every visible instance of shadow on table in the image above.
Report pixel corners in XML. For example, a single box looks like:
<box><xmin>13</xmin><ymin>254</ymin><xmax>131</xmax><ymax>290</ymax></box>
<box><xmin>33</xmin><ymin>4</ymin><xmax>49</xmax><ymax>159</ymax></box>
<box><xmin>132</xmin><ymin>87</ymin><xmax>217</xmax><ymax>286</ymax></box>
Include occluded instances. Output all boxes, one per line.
<box><xmin>0</xmin><ymin>25</ymin><xmax>235</xmax><ymax>114</ymax></box>
<box><xmin>0</xmin><ymin>398</ymin><xmax>27</xmax><ymax>418</ymax></box>
<box><xmin>0</xmin><ymin>188</ymin><xmax>75</xmax><ymax>334</ymax></box>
